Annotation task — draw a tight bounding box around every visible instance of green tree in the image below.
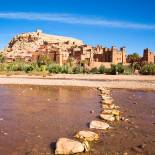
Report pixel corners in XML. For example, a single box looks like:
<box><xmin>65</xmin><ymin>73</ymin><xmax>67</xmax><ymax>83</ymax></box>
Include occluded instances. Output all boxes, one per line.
<box><xmin>127</xmin><ymin>53</ymin><xmax>142</xmax><ymax>71</ymax></box>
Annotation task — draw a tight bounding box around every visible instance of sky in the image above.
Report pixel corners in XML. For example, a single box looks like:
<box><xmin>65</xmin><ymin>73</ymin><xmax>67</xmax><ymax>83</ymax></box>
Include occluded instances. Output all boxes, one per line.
<box><xmin>0</xmin><ymin>0</ymin><xmax>155</xmax><ymax>55</ymax></box>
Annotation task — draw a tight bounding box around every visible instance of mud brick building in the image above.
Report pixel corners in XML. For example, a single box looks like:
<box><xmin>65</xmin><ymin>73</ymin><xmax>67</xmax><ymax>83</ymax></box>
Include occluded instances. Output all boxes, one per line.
<box><xmin>142</xmin><ymin>48</ymin><xmax>155</xmax><ymax>63</ymax></box>
<box><xmin>3</xmin><ymin>30</ymin><xmax>127</xmax><ymax>67</ymax></box>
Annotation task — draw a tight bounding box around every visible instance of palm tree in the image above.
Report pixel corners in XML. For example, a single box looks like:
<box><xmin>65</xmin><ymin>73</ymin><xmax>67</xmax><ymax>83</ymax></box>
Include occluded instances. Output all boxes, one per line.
<box><xmin>127</xmin><ymin>53</ymin><xmax>142</xmax><ymax>71</ymax></box>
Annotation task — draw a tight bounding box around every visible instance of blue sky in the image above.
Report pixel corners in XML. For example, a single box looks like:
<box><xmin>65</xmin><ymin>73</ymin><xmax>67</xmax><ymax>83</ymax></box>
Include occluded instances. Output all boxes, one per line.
<box><xmin>0</xmin><ymin>0</ymin><xmax>155</xmax><ymax>55</ymax></box>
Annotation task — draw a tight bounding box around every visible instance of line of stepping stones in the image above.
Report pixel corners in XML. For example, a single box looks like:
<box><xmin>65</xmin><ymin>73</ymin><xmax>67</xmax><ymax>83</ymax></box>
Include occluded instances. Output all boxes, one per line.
<box><xmin>55</xmin><ymin>87</ymin><xmax>124</xmax><ymax>154</ymax></box>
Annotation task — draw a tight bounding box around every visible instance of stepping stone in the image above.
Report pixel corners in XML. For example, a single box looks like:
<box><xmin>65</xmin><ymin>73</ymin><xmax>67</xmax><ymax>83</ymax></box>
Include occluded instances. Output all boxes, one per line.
<box><xmin>82</xmin><ymin>140</ymin><xmax>90</xmax><ymax>152</ymax></box>
<box><xmin>90</xmin><ymin>120</ymin><xmax>110</xmax><ymax>130</ymax></box>
<box><xmin>100</xmin><ymin>114</ymin><xmax>115</xmax><ymax>122</ymax></box>
<box><xmin>102</xmin><ymin>109</ymin><xmax>120</xmax><ymax>116</ymax></box>
<box><xmin>111</xmin><ymin>109</ymin><xmax>120</xmax><ymax>116</ymax></box>
<box><xmin>75</xmin><ymin>130</ymin><xmax>99</xmax><ymax>141</ymax></box>
<box><xmin>101</xmin><ymin>96</ymin><xmax>112</xmax><ymax>100</ymax></box>
<box><xmin>102</xmin><ymin>104</ymin><xmax>116</xmax><ymax>109</ymax></box>
<box><xmin>102</xmin><ymin>109</ymin><xmax>113</xmax><ymax>114</ymax></box>
<box><xmin>102</xmin><ymin>100</ymin><xmax>113</xmax><ymax>105</ymax></box>
<box><xmin>55</xmin><ymin>138</ymin><xmax>84</xmax><ymax>154</ymax></box>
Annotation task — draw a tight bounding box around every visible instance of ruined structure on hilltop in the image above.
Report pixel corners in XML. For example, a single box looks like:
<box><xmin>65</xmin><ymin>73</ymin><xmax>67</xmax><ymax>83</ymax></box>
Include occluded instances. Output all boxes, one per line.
<box><xmin>3</xmin><ymin>30</ymin><xmax>127</xmax><ymax>67</ymax></box>
<box><xmin>4</xmin><ymin>29</ymin><xmax>83</xmax><ymax>63</ymax></box>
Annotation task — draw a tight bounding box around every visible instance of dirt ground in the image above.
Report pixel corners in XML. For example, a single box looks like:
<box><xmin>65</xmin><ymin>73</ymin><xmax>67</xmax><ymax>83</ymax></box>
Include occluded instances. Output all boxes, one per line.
<box><xmin>0</xmin><ymin>75</ymin><xmax>155</xmax><ymax>91</ymax></box>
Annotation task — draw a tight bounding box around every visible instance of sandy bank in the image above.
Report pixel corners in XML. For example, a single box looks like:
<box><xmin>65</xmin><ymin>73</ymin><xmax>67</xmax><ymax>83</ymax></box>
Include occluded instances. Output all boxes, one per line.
<box><xmin>0</xmin><ymin>75</ymin><xmax>155</xmax><ymax>91</ymax></box>
<box><xmin>0</xmin><ymin>74</ymin><xmax>155</xmax><ymax>81</ymax></box>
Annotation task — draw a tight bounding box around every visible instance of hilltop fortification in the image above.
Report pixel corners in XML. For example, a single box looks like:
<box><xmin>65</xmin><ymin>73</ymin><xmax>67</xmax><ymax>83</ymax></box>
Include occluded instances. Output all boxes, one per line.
<box><xmin>2</xmin><ymin>29</ymin><xmax>127</xmax><ymax>67</ymax></box>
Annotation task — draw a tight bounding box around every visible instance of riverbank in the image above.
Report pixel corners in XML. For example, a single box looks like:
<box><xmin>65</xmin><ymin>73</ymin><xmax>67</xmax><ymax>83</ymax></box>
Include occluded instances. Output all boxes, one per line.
<box><xmin>0</xmin><ymin>74</ymin><xmax>155</xmax><ymax>91</ymax></box>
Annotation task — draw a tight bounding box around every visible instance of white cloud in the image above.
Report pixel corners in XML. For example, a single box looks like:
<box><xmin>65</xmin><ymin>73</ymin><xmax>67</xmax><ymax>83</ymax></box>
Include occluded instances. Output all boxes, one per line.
<box><xmin>0</xmin><ymin>12</ymin><xmax>155</xmax><ymax>30</ymax></box>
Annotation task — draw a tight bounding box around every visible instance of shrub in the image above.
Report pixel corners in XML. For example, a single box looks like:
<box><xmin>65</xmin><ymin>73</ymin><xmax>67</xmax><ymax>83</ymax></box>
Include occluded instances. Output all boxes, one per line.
<box><xmin>110</xmin><ymin>64</ymin><xmax>117</xmax><ymax>75</ymax></box>
<box><xmin>73</xmin><ymin>65</ymin><xmax>84</xmax><ymax>74</ymax></box>
<box><xmin>61</xmin><ymin>64</ymin><xmax>73</xmax><ymax>74</ymax></box>
<box><xmin>133</xmin><ymin>63</ymin><xmax>141</xmax><ymax>70</ymax></box>
<box><xmin>67</xmin><ymin>57</ymin><xmax>77</xmax><ymax>68</ymax></box>
<box><xmin>31</xmin><ymin>63</ymin><xmax>42</xmax><ymax>72</ymax></box>
<box><xmin>6</xmin><ymin>62</ymin><xmax>23</xmax><ymax>71</ymax></box>
<box><xmin>40</xmin><ymin>65</ymin><xmax>48</xmax><ymax>72</ymax></box>
<box><xmin>0</xmin><ymin>63</ymin><xmax>7</xmax><ymax>71</ymax></box>
<box><xmin>73</xmin><ymin>66</ymin><xmax>80</xmax><ymax>74</ymax></box>
<box><xmin>83</xmin><ymin>67</ymin><xmax>90</xmax><ymax>74</ymax></box>
<box><xmin>140</xmin><ymin>64</ymin><xmax>155</xmax><ymax>75</ymax></box>
<box><xmin>98</xmin><ymin>65</ymin><xmax>105</xmax><ymax>74</ymax></box>
<box><xmin>22</xmin><ymin>64</ymin><xmax>34</xmax><ymax>73</ymax></box>
<box><xmin>117</xmin><ymin>64</ymin><xmax>124</xmax><ymax>74</ymax></box>
<box><xmin>90</xmin><ymin>67</ymin><xmax>98</xmax><ymax>74</ymax></box>
<box><xmin>47</xmin><ymin>64</ymin><xmax>62</xmax><ymax>73</ymax></box>
<box><xmin>110</xmin><ymin>64</ymin><xmax>125</xmax><ymax>75</ymax></box>
<box><xmin>37</xmin><ymin>55</ymin><xmax>51</xmax><ymax>66</ymax></box>
<box><xmin>123</xmin><ymin>66</ymin><xmax>133</xmax><ymax>75</ymax></box>
<box><xmin>105</xmin><ymin>68</ymin><xmax>111</xmax><ymax>74</ymax></box>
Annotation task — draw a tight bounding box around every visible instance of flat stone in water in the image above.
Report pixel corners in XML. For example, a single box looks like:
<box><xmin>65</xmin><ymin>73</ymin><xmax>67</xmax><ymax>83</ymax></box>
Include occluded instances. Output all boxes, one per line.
<box><xmin>102</xmin><ymin>109</ymin><xmax>120</xmax><ymax>116</ymax></box>
<box><xmin>55</xmin><ymin>138</ymin><xmax>84</xmax><ymax>154</ymax></box>
<box><xmin>102</xmin><ymin>104</ymin><xmax>116</xmax><ymax>109</ymax></box>
<box><xmin>100</xmin><ymin>114</ymin><xmax>115</xmax><ymax>122</ymax></box>
<box><xmin>75</xmin><ymin>130</ymin><xmax>99</xmax><ymax>141</ymax></box>
<box><xmin>90</xmin><ymin>120</ymin><xmax>110</xmax><ymax>130</ymax></box>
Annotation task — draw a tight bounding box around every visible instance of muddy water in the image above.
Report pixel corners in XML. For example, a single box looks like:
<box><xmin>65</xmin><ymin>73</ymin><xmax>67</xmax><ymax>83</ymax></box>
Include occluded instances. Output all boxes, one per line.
<box><xmin>0</xmin><ymin>86</ymin><xmax>155</xmax><ymax>155</ymax></box>
<box><xmin>0</xmin><ymin>85</ymin><xmax>100</xmax><ymax>155</ymax></box>
<box><xmin>90</xmin><ymin>89</ymin><xmax>155</xmax><ymax>155</ymax></box>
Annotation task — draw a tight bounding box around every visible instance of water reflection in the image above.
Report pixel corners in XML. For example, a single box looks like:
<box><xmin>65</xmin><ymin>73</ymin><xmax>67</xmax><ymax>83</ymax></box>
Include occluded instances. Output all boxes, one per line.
<box><xmin>0</xmin><ymin>85</ymin><xmax>100</xmax><ymax>155</ymax></box>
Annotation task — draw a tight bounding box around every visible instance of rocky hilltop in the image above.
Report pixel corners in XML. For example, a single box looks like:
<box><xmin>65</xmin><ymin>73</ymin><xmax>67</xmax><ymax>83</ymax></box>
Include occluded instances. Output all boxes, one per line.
<box><xmin>3</xmin><ymin>29</ymin><xmax>84</xmax><ymax>62</ymax></box>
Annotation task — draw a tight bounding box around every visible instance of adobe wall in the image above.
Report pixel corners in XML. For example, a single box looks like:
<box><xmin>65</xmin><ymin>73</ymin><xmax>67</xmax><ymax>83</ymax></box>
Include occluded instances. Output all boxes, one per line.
<box><xmin>111</xmin><ymin>47</ymin><xmax>126</xmax><ymax>64</ymax></box>
<box><xmin>143</xmin><ymin>48</ymin><xmax>155</xmax><ymax>63</ymax></box>
<box><xmin>90</xmin><ymin>62</ymin><xmax>112</xmax><ymax>68</ymax></box>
